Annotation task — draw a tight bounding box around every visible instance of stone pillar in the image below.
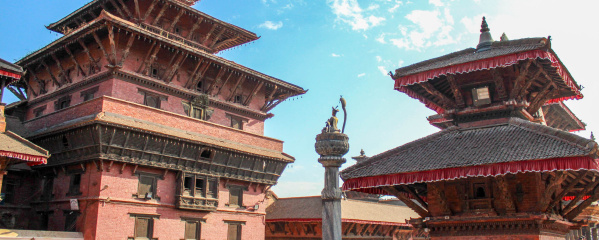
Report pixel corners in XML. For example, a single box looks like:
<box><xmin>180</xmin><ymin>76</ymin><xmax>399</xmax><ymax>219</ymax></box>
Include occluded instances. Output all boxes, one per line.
<box><xmin>315</xmin><ymin>132</ymin><xmax>349</xmax><ymax>240</ymax></box>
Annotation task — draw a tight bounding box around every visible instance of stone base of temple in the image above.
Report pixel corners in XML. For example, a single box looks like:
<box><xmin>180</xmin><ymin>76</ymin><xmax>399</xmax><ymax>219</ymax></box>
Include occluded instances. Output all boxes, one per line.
<box><xmin>422</xmin><ymin>215</ymin><xmax>573</xmax><ymax>240</ymax></box>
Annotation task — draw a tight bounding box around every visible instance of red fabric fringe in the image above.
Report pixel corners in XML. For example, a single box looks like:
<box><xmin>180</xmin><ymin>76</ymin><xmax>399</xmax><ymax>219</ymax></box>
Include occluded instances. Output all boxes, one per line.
<box><xmin>397</xmin><ymin>86</ymin><xmax>445</xmax><ymax>114</ymax></box>
<box><xmin>393</xmin><ymin>50</ymin><xmax>583</xmax><ymax>111</ymax></box>
<box><xmin>0</xmin><ymin>151</ymin><xmax>47</xmax><ymax>166</ymax></box>
<box><xmin>0</xmin><ymin>69</ymin><xmax>20</xmax><ymax>80</ymax></box>
<box><xmin>266</xmin><ymin>218</ymin><xmax>411</xmax><ymax>227</ymax></box>
<box><xmin>342</xmin><ymin>156</ymin><xmax>599</xmax><ymax>194</ymax></box>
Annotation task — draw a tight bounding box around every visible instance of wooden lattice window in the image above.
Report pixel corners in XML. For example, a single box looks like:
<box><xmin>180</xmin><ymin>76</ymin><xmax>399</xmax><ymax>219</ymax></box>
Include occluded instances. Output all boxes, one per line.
<box><xmin>227</xmin><ymin>114</ymin><xmax>247</xmax><ymax>130</ymax></box>
<box><xmin>180</xmin><ymin>173</ymin><xmax>218</xmax><ymax>199</ymax></box>
<box><xmin>129</xmin><ymin>213</ymin><xmax>159</xmax><ymax>240</ymax></box>
<box><xmin>67</xmin><ymin>172</ymin><xmax>82</xmax><ymax>196</ymax></box>
<box><xmin>138</xmin><ymin>89</ymin><xmax>167</xmax><ymax>109</ymax></box>
<box><xmin>64</xmin><ymin>211</ymin><xmax>80</xmax><ymax>232</ymax></box>
<box><xmin>135</xmin><ymin>172</ymin><xmax>161</xmax><ymax>200</ymax></box>
<box><xmin>181</xmin><ymin>218</ymin><xmax>205</xmax><ymax>240</ymax></box>
<box><xmin>1</xmin><ymin>179</ymin><xmax>18</xmax><ymax>204</ymax></box>
<box><xmin>33</xmin><ymin>105</ymin><xmax>46</xmax><ymax>118</ymax></box>
<box><xmin>225</xmin><ymin>221</ymin><xmax>245</xmax><ymax>240</ymax></box>
<box><xmin>227</xmin><ymin>185</ymin><xmax>247</xmax><ymax>208</ymax></box>
<box><xmin>80</xmin><ymin>86</ymin><xmax>99</xmax><ymax>101</ymax></box>
<box><xmin>54</xmin><ymin>95</ymin><xmax>72</xmax><ymax>110</ymax></box>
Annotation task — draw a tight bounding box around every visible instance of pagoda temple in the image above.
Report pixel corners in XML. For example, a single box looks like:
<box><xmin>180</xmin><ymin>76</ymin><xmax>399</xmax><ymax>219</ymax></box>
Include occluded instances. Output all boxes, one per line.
<box><xmin>0</xmin><ymin>0</ymin><xmax>304</xmax><ymax>239</ymax></box>
<box><xmin>341</xmin><ymin>18</ymin><xmax>598</xmax><ymax>239</ymax></box>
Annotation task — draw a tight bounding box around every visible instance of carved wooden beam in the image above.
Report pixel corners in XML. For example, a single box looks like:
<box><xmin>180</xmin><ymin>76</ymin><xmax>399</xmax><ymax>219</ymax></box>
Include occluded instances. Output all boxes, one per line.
<box><xmin>209</xmin><ymin>28</ymin><xmax>226</xmax><ymax>48</ymax></box>
<box><xmin>420</xmin><ymin>82</ymin><xmax>456</xmax><ymax>109</ymax></box>
<box><xmin>446</xmin><ymin>74</ymin><xmax>464</xmax><ymax>108</ymax></box>
<box><xmin>540</xmin><ymin>172</ymin><xmax>567</xmax><ymax>212</ymax></box>
<box><xmin>142</xmin><ymin>0</ymin><xmax>159</xmax><ymax>21</ymax></box>
<box><xmin>382</xmin><ymin>186</ymin><xmax>429</xmax><ymax>217</ymax></box>
<box><xmin>168</xmin><ymin>8</ymin><xmax>185</xmax><ymax>32</ymax></box>
<box><xmin>565</xmin><ymin>183</ymin><xmax>599</xmax><ymax>221</ymax></box>
<box><xmin>116</xmin><ymin>0</ymin><xmax>133</xmax><ymax>19</ymax></box>
<box><xmin>142</xmin><ymin>44</ymin><xmax>161</xmax><ymax>75</ymax></box>
<box><xmin>428</xmin><ymin>182</ymin><xmax>452</xmax><ymax>215</ymax></box>
<box><xmin>214</xmin><ymin>71</ymin><xmax>234</xmax><ymax>97</ymax></box>
<box><xmin>547</xmin><ymin>171</ymin><xmax>588</xmax><ymax>211</ymax></box>
<box><xmin>108</xmin><ymin>0</ymin><xmax>126</xmax><ymax>18</ymax></box>
<box><xmin>6</xmin><ymin>86</ymin><xmax>26</xmax><ymax>101</ymax></box>
<box><xmin>202</xmin><ymin>24</ymin><xmax>218</xmax><ymax>45</ymax></box>
<box><xmin>119</xmin><ymin>33</ymin><xmax>137</xmax><ymax>66</ymax></box>
<box><xmin>27</xmin><ymin>68</ymin><xmax>46</xmax><ymax>94</ymax></box>
<box><xmin>92</xmin><ymin>31</ymin><xmax>111</xmax><ymax>66</ymax></box>
<box><xmin>402</xmin><ymin>185</ymin><xmax>428</xmax><ymax>209</ymax></box>
<box><xmin>227</xmin><ymin>74</ymin><xmax>246</xmax><ymax>102</ymax></box>
<box><xmin>491</xmin><ymin>68</ymin><xmax>507</xmax><ymax>100</ymax></box>
<box><xmin>518</xmin><ymin>67</ymin><xmax>543</xmax><ymax>98</ymax></box>
<box><xmin>527</xmin><ymin>82</ymin><xmax>553</xmax><ymax>113</ymax></box>
<box><xmin>263</xmin><ymin>94</ymin><xmax>291</xmax><ymax>112</ymax></box>
<box><xmin>137</xmin><ymin>41</ymin><xmax>157</xmax><ymax>73</ymax></box>
<box><xmin>206</xmin><ymin>67</ymin><xmax>226</xmax><ymax>94</ymax></box>
<box><xmin>166</xmin><ymin>53</ymin><xmax>188</xmax><ymax>83</ymax></box>
<box><xmin>212</xmin><ymin>35</ymin><xmax>241</xmax><ymax>51</ymax></box>
<box><xmin>77</xmin><ymin>39</ymin><xmax>97</xmax><ymax>73</ymax></box>
<box><xmin>261</xmin><ymin>85</ymin><xmax>279</xmax><ymax>111</ymax></box>
<box><xmin>152</xmin><ymin>3</ymin><xmax>169</xmax><ymax>25</ymax></box>
<box><xmin>107</xmin><ymin>24</ymin><xmax>118</xmax><ymax>65</ymax></box>
<box><xmin>64</xmin><ymin>46</ymin><xmax>86</xmax><ymax>77</ymax></box>
<box><xmin>509</xmin><ymin>60</ymin><xmax>532</xmax><ymax>100</ymax></box>
<box><xmin>185</xmin><ymin>60</ymin><xmax>203</xmax><ymax>87</ymax></box>
<box><xmin>50</xmin><ymin>53</ymin><xmax>70</xmax><ymax>84</ymax></box>
<box><xmin>41</xmin><ymin>61</ymin><xmax>61</xmax><ymax>88</ymax></box>
<box><xmin>21</xmin><ymin>76</ymin><xmax>38</xmax><ymax>97</ymax></box>
<box><xmin>132</xmin><ymin>0</ymin><xmax>141</xmax><ymax>20</ymax></box>
<box><xmin>562</xmin><ymin>179</ymin><xmax>599</xmax><ymax>216</ymax></box>
<box><xmin>244</xmin><ymin>81</ymin><xmax>264</xmax><ymax>106</ymax></box>
<box><xmin>187</xmin><ymin>61</ymin><xmax>211</xmax><ymax>89</ymax></box>
<box><xmin>186</xmin><ymin>19</ymin><xmax>203</xmax><ymax>40</ymax></box>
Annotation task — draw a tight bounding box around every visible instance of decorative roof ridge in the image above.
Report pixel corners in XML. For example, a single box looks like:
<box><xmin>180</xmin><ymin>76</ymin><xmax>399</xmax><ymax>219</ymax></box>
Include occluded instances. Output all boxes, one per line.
<box><xmin>341</xmin><ymin>126</ymin><xmax>460</xmax><ymax>177</ymax></box>
<box><xmin>392</xmin><ymin>48</ymin><xmax>475</xmax><ymax>79</ymax></box>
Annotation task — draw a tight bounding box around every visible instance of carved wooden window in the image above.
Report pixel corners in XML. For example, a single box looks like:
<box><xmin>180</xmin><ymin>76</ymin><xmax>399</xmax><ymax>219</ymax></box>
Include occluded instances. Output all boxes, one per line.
<box><xmin>1</xmin><ymin>179</ymin><xmax>17</xmax><ymax>204</ymax></box>
<box><xmin>67</xmin><ymin>172</ymin><xmax>82</xmax><ymax>196</ymax></box>
<box><xmin>80</xmin><ymin>86</ymin><xmax>99</xmax><ymax>101</ymax></box>
<box><xmin>64</xmin><ymin>210</ymin><xmax>80</xmax><ymax>232</ymax></box>
<box><xmin>225</xmin><ymin>221</ymin><xmax>245</xmax><ymax>240</ymax></box>
<box><xmin>472</xmin><ymin>86</ymin><xmax>491</xmax><ymax>106</ymax></box>
<box><xmin>54</xmin><ymin>95</ymin><xmax>72</xmax><ymax>110</ymax></box>
<box><xmin>180</xmin><ymin>173</ymin><xmax>218</xmax><ymax>199</ymax></box>
<box><xmin>135</xmin><ymin>172</ymin><xmax>161</xmax><ymax>200</ymax></box>
<box><xmin>33</xmin><ymin>105</ymin><xmax>46</xmax><ymax>118</ymax></box>
<box><xmin>129</xmin><ymin>213</ymin><xmax>159</xmax><ymax>240</ymax></box>
<box><xmin>233</xmin><ymin>95</ymin><xmax>244</xmax><ymax>104</ymax></box>
<box><xmin>200</xmin><ymin>149</ymin><xmax>213</xmax><ymax>159</ymax></box>
<box><xmin>227</xmin><ymin>114</ymin><xmax>247</xmax><ymax>130</ymax></box>
<box><xmin>139</xmin><ymin>89</ymin><xmax>167</xmax><ymax>109</ymax></box>
<box><xmin>196</xmin><ymin>81</ymin><xmax>203</xmax><ymax>92</ymax></box>
<box><xmin>38</xmin><ymin>211</ymin><xmax>53</xmax><ymax>230</ymax></box>
<box><xmin>227</xmin><ymin>185</ymin><xmax>247</xmax><ymax>208</ymax></box>
<box><xmin>181</xmin><ymin>218</ymin><xmax>205</xmax><ymax>240</ymax></box>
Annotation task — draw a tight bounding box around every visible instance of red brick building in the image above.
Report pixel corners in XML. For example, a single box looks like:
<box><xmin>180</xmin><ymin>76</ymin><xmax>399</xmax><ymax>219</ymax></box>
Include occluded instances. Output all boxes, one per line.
<box><xmin>341</xmin><ymin>18</ymin><xmax>598</xmax><ymax>240</ymax></box>
<box><xmin>0</xmin><ymin>0</ymin><xmax>305</xmax><ymax>239</ymax></box>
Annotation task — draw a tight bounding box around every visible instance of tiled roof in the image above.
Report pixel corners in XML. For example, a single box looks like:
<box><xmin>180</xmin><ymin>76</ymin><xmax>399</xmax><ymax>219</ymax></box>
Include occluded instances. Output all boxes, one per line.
<box><xmin>265</xmin><ymin>196</ymin><xmax>418</xmax><ymax>224</ymax></box>
<box><xmin>341</xmin><ymin>118</ymin><xmax>597</xmax><ymax>180</ymax></box>
<box><xmin>394</xmin><ymin>38</ymin><xmax>547</xmax><ymax>78</ymax></box>
<box><xmin>0</xmin><ymin>131</ymin><xmax>49</xmax><ymax>160</ymax></box>
<box><xmin>0</xmin><ymin>58</ymin><xmax>23</xmax><ymax>74</ymax></box>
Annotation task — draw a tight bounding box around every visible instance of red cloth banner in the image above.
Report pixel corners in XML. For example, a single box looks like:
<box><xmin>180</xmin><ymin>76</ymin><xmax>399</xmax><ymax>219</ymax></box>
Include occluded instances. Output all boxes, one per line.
<box><xmin>342</xmin><ymin>156</ymin><xmax>599</xmax><ymax>195</ymax></box>
<box><xmin>0</xmin><ymin>69</ymin><xmax>21</xmax><ymax>80</ymax></box>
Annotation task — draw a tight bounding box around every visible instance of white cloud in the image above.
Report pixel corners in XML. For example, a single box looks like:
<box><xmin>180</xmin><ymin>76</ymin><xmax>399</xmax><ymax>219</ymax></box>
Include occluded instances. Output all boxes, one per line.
<box><xmin>460</xmin><ymin>14</ymin><xmax>485</xmax><ymax>34</ymax></box>
<box><xmin>389</xmin><ymin>8</ymin><xmax>456</xmax><ymax>50</ymax></box>
<box><xmin>398</xmin><ymin>60</ymin><xmax>404</xmax><ymax>67</ymax></box>
<box><xmin>331</xmin><ymin>53</ymin><xmax>342</xmax><ymax>57</ymax></box>
<box><xmin>362</xmin><ymin>34</ymin><xmax>368</xmax><ymax>39</ymax></box>
<box><xmin>271</xmin><ymin>181</ymin><xmax>322</xmax><ymax>197</ymax></box>
<box><xmin>328</xmin><ymin>0</ymin><xmax>386</xmax><ymax>31</ymax></box>
<box><xmin>388</xmin><ymin>1</ymin><xmax>402</xmax><ymax>13</ymax></box>
<box><xmin>357</xmin><ymin>73</ymin><xmax>366</xmax><ymax>77</ymax></box>
<box><xmin>366</xmin><ymin>4</ymin><xmax>380</xmax><ymax>11</ymax></box>
<box><xmin>377</xmin><ymin>66</ymin><xmax>388</xmax><ymax>76</ymax></box>
<box><xmin>376</xmin><ymin>33</ymin><xmax>386</xmax><ymax>43</ymax></box>
<box><xmin>259</xmin><ymin>21</ymin><xmax>283</xmax><ymax>30</ymax></box>
<box><xmin>429</xmin><ymin>0</ymin><xmax>444</xmax><ymax>6</ymax></box>
<box><xmin>376</xmin><ymin>56</ymin><xmax>383</xmax><ymax>62</ymax></box>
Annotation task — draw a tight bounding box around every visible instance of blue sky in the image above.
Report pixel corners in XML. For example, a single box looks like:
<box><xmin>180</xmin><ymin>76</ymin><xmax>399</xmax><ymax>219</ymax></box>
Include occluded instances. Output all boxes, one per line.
<box><xmin>1</xmin><ymin>0</ymin><xmax>597</xmax><ymax>198</ymax></box>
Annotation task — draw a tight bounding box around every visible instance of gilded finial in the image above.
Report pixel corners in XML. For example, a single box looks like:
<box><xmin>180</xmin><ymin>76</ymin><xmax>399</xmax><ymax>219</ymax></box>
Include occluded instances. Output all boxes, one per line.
<box><xmin>500</xmin><ymin>33</ymin><xmax>509</xmax><ymax>41</ymax></box>
<box><xmin>477</xmin><ymin>16</ymin><xmax>494</xmax><ymax>51</ymax></box>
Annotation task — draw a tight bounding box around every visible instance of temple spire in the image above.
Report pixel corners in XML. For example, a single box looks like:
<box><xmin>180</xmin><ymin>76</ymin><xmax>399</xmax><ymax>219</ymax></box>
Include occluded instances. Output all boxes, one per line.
<box><xmin>477</xmin><ymin>17</ymin><xmax>493</xmax><ymax>51</ymax></box>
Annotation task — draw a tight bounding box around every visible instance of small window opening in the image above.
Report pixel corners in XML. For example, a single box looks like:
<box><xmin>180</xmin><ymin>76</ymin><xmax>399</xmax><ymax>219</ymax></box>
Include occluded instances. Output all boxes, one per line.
<box><xmin>62</xmin><ymin>136</ymin><xmax>70</xmax><ymax>149</ymax></box>
<box><xmin>200</xmin><ymin>149</ymin><xmax>212</xmax><ymax>159</ymax></box>
<box><xmin>175</xmin><ymin>27</ymin><xmax>180</xmax><ymax>34</ymax></box>
<box><xmin>151</xmin><ymin>67</ymin><xmax>159</xmax><ymax>78</ymax></box>
<box><xmin>184</xmin><ymin>177</ymin><xmax>193</xmax><ymax>193</ymax></box>
<box><xmin>233</xmin><ymin>95</ymin><xmax>243</xmax><ymax>104</ymax></box>
<box><xmin>196</xmin><ymin>81</ymin><xmax>203</xmax><ymax>92</ymax></box>
<box><xmin>476</xmin><ymin>187</ymin><xmax>486</xmax><ymax>198</ymax></box>
<box><xmin>195</xmin><ymin>178</ymin><xmax>204</xmax><ymax>196</ymax></box>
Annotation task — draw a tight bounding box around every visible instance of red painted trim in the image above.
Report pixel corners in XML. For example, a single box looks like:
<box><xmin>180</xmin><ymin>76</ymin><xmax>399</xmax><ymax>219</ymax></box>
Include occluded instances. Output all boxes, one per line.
<box><xmin>397</xmin><ymin>86</ymin><xmax>445</xmax><ymax>114</ymax></box>
<box><xmin>342</xmin><ymin>156</ymin><xmax>598</xmax><ymax>194</ymax></box>
<box><xmin>0</xmin><ymin>151</ymin><xmax>47</xmax><ymax>166</ymax></box>
<box><xmin>393</xmin><ymin>50</ymin><xmax>583</xmax><ymax>110</ymax></box>
<box><xmin>265</xmin><ymin>218</ymin><xmax>411</xmax><ymax>227</ymax></box>
<box><xmin>0</xmin><ymin>69</ymin><xmax>21</xmax><ymax>80</ymax></box>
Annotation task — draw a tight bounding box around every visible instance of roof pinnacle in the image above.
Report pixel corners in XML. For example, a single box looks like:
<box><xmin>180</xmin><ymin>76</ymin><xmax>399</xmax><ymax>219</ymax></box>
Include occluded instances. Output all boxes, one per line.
<box><xmin>477</xmin><ymin>16</ymin><xmax>494</xmax><ymax>52</ymax></box>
